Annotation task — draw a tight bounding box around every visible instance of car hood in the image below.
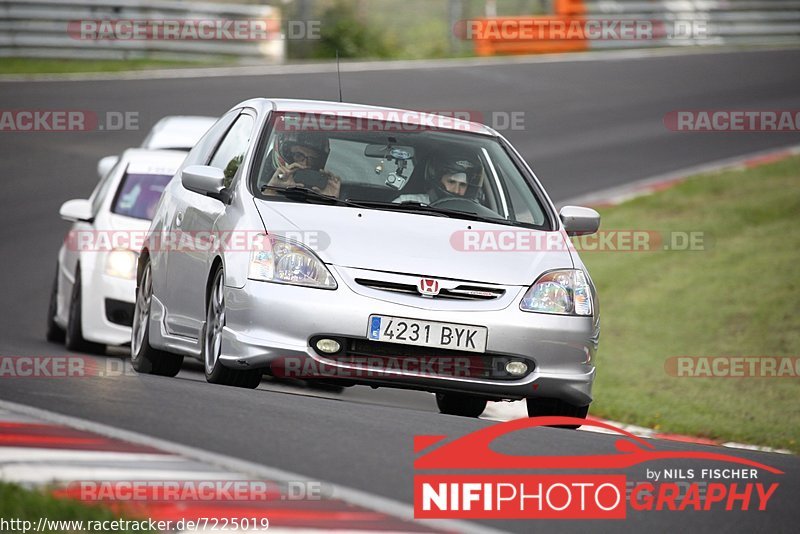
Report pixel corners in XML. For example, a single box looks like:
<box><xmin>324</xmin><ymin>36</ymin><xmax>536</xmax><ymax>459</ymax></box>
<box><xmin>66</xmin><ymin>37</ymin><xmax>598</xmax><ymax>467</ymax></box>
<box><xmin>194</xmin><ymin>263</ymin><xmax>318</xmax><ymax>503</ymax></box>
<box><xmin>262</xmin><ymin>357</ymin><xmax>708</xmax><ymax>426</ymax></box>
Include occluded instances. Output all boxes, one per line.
<box><xmin>108</xmin><ymin>213</ymin><xmax>153</xmax><ymax>233</ymax></box>
<box><xmin>254</xmin><ymin>200</ymin><xmax>573</xmax><ymax>286</ymax></box>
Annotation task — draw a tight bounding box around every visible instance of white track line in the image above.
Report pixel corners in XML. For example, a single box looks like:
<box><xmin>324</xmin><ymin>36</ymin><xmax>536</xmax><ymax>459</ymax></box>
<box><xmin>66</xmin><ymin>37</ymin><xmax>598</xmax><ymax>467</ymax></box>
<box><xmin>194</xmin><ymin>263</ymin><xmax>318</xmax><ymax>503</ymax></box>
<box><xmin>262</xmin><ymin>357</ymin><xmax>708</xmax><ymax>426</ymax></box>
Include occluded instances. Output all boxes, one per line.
<box><xmin>556</xmin><ymin>143</ymin><xmax>800</xmax><ymax>208</ymax></box>
<box><xmin>0</xmin><ymin>448</ymin><xmax>179</xmax><ymax>462</ymax></box>
<box><xmin>0</xmin><ymin>399</ymin><xmax>506</xmax><ymax>534</ymax></box>
<box><xmin>483</xmin><ymin>400</ymin><xmax>792</xmax><ymax>454</ymax></box>
<box><xmin>1</xmin><ymin>466</ymin><xmax>237</xmax><ymax>484</ymax></box>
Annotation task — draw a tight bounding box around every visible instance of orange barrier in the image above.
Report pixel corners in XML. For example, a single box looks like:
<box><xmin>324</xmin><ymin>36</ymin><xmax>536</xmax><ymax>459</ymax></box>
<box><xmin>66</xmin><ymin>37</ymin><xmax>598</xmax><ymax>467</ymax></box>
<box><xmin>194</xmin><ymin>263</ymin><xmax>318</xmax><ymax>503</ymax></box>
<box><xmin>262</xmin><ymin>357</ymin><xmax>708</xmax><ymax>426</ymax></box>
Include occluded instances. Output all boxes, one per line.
<box><xmin>467</xmin><ymin>0</ymin><xmax>588</xmax><ymax>56</ymax></box>
<box><xmin>556</xmin><ymin>0</ymin><xmax>586</xmax><ymax>16</ymax></box>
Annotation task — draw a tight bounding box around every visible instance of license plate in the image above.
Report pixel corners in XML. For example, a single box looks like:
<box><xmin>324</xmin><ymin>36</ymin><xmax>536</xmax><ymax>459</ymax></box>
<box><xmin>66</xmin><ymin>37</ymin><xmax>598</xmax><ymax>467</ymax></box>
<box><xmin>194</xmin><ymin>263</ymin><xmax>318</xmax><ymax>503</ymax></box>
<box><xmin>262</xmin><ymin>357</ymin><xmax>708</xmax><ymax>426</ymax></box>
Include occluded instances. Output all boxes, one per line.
<box><xmin>367</xmin><ymin>315</ymin><xmax>487</xmax><ymax>353</ymax></box>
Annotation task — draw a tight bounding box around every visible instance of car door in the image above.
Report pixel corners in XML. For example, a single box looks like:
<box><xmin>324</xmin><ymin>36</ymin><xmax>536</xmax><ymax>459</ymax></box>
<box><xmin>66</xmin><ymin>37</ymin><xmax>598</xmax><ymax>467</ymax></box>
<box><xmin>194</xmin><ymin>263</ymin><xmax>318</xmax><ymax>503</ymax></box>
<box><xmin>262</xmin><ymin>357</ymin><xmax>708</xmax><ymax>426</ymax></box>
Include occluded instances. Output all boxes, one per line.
<box><xmin>158</xmin><ymin>110</ymin><xmax>238</xmax><ymax>336</ymax></box>
<box><xmin>58</xmin><ymin>159</ymin><xmax>122</xmax><ymax>322</ymax></box>
<box><xmin>163</xmin><ymin>110</ymin><xmax>256</xmax><ymax>339</ymax></box>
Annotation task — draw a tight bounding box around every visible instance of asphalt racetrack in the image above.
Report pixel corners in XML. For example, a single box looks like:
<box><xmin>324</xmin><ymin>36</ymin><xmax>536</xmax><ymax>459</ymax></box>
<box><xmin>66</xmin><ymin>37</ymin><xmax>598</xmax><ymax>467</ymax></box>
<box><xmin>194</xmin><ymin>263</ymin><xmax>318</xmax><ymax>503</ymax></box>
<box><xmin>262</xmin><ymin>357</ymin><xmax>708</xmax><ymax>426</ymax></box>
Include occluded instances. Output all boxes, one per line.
<box><xmin>1</xmin><ymin>48</ymin><xmax>799</xmax><ymax>532</ymax></box>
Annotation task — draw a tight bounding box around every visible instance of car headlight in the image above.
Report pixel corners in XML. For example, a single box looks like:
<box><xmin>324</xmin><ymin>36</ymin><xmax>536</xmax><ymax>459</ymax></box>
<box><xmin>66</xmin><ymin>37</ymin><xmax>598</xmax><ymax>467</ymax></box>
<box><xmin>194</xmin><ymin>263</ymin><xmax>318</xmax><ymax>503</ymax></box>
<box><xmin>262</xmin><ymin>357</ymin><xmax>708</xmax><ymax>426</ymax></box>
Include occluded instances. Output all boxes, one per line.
<box><xmin>520</xmin><ymin>269</ymin><xmax>593</xmax><ymax>316</ymax></box>
<box><xmin>105</xmin><ymin>249</ymin><xmax>138</xmax><ymax>279</ymax></box>
<box><xmin>248</xmin><ymin>234</ymin><xmax>336</xmax><ymax>289</ymax></box>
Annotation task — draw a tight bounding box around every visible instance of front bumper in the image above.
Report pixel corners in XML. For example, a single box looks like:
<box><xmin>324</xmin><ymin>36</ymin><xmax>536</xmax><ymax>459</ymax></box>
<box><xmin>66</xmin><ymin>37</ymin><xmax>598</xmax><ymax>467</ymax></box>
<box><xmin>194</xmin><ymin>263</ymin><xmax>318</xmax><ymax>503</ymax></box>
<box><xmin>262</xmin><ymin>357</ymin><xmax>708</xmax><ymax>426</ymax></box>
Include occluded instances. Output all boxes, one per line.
<box><xmin>82</xmin><ymin>269</ymin><xmax>136</xmax><ymax>346</ymax></box>
<box><xmin>219</xmin><ymin>267</ymin><xmax>597</xmax><ymax>405</ymax></box>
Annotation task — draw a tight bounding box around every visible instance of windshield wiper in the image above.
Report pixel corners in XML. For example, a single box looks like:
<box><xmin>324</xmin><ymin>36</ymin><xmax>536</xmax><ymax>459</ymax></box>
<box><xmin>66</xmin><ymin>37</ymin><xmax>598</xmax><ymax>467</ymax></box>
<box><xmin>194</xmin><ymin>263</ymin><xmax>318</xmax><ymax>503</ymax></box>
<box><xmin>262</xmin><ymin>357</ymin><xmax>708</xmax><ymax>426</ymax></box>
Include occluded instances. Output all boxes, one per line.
<box><xmin>260</xmin><ymin>189</ymin><xmax>515</xmax><ymax>225</ymax></box>
<box><xmin>261</xmin><ymin>185</ymin><xmax>351</xmax><ymax>206</ymax></box>
<box><xmin>354</xmin><ymin>200</ymin><xmax>517</xmax><ymax>225</ymax></box>
<box><xmin>350</xmin><ymin>200</ymin><xmax>453</xmax><ymax>218</ymax></box>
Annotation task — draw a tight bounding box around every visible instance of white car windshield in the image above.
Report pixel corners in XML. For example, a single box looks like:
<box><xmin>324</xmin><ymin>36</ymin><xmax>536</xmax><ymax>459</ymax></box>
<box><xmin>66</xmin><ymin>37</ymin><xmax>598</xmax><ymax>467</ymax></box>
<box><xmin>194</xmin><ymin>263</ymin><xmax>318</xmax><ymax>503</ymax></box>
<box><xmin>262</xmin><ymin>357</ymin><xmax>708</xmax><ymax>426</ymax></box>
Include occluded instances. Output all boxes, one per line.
<box><xmin>253</xmin><ymin>112</ymin><xmax>549</xmax><ymax>229</ymax></box>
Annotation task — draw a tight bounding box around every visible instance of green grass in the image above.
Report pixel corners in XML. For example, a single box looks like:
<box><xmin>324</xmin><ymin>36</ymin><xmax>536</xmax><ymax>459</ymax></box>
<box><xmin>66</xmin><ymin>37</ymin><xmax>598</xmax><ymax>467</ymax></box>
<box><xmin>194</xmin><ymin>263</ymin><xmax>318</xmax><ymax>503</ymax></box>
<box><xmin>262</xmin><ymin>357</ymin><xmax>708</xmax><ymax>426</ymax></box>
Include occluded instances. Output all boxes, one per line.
<box><xmin>0</xmin><ymin>482</ymin><xmax>156</xmax><ymax>533</ymax></box>
<box><xmin>0</xmin><ymin>58</ymin><xmax>227</xmax><ymax>75</ymax></box>
<box><xmin>583</xmin><ymin>155</ymin><xmax>800</xmax><ymax>453</ymax></box>
<box><xmin>287</xmin><ymin>0</ymin><xmax>547</xmax><ymax>60</ymax></box>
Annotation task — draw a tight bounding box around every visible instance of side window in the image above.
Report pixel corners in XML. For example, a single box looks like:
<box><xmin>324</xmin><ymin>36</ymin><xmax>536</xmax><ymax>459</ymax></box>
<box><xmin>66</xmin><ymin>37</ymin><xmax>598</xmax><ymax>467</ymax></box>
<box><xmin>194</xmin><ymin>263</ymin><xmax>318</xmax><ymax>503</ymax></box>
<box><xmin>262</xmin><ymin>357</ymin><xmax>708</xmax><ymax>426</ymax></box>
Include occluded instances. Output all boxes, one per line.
<box><xmin>496</xmin><ymin>163</ymin><xmax>545</xmax><ymax>226</ymax></box>
<box><xmin>90</xmin><ymin>162</ymin><xmax>121</xmax><ymax>216</ymax></box>
<box><xmin>506</xmin><ymin>178</ymin><xmax>540</xmax><ymax>225</ymax></box>
<box><xmin>183</xmin><ymin>110</ymin><xmax>239</xmax><ymax>167</ymax></box>
<box><xmin>209</xmin><ymin>114</ymin><xmax>255</xmax><ymax>188</ymax></box>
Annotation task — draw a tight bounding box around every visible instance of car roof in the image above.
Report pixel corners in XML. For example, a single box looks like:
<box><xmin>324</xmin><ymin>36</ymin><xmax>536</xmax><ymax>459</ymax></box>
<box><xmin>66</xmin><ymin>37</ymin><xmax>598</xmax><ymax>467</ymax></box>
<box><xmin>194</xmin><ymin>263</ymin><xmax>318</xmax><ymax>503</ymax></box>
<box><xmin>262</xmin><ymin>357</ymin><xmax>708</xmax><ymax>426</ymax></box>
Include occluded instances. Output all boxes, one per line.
<box><xmin>235</xmin><ymin>98</ymin><xmax>498</xmax><ymax>137</ymax></box>
<box><xmin>142</xmin><ymin>115</ymin><xmax>217</xmax><ymax>150</ymax></box>
<box><xmin>119</xmin><ymin>148</ymin><xmax>187</xmax><ymax>175</ymax></box>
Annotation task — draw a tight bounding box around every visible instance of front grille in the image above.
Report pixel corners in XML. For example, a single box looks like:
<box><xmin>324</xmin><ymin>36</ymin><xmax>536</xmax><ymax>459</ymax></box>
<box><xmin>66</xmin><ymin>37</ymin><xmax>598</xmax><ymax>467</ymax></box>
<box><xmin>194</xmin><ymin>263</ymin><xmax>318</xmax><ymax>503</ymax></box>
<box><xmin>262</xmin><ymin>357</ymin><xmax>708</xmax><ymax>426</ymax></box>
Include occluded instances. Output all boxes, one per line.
<box><xmin>320</xmin><ymin>338</ymin><xmax>532</xmax><ymax>380</ymax></box>
<box><xmin>105</xmin><ymin>299</ymin><xmax>134</xmax><ymax>327</ymax></box>
<box><xmin>355</xmin><ymin>278</ymin><xmax>504</xmax><ymax>301</ymax></box>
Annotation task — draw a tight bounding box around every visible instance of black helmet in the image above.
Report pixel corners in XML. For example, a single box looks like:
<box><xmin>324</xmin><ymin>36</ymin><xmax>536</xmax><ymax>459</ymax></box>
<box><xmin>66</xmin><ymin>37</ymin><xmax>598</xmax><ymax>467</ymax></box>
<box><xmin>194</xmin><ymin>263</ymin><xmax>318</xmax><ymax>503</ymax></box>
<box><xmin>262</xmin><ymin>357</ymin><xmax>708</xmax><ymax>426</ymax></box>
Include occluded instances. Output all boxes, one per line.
<box><xmin>429</xmin><ymin>152</ymin><xmax>483</xmax><ymax>201</ymax></box>
<box><xmin>275</xmin><ymin>131</ymin><xmax>331</xmax><ymax>169</ymax></box>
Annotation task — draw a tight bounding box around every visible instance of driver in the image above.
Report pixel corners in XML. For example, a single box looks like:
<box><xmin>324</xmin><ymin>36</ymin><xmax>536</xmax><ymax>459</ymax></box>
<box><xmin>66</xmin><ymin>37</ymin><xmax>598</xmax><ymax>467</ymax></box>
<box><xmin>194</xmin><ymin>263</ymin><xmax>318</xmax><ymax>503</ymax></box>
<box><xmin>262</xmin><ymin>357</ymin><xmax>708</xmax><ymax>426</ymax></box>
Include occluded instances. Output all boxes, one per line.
<box><xmin>394</xmin><ymin>153</ymin><xmax>482</xmax><ymax>205</ymax></box>
<box><xmin>263</xmin><ymin>132</ymin><xmax>341</xmax><ymax>197</ymax></box>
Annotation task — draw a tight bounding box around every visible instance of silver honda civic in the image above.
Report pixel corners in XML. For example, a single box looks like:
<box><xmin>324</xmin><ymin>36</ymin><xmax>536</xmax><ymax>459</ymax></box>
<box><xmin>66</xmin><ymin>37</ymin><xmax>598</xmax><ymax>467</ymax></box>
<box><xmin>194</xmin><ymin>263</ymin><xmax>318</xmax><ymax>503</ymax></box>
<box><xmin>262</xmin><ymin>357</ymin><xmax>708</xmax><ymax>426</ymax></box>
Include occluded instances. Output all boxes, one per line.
<box><xmin>131</xmin><ymin>98</ymin><xmax>601</xmax><ymax>421</ymax></box>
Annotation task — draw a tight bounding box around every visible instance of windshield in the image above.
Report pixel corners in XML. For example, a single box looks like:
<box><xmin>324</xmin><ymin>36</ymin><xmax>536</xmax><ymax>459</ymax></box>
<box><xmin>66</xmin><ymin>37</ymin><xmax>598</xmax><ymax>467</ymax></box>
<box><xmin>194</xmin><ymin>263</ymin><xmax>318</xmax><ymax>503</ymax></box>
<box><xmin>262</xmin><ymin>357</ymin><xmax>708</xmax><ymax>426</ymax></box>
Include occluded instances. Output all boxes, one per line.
<box><xmin>252</xmin><ymin>112</ymin><xmax>550</xmax><ymax>229</ymax></box>
<box><xmin>111</xmin><ymin>172</ymin><xmax>172</xmax><ymax>220</ymax></box>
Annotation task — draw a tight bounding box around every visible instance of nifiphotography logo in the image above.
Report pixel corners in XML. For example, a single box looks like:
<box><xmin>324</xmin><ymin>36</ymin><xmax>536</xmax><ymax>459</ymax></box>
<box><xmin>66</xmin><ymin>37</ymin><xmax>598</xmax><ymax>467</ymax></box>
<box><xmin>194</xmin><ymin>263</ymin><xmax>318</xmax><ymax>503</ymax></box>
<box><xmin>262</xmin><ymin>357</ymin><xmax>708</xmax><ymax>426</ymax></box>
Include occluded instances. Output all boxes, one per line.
<box><xmin>413</xmin><ymin>417</ymin><xmax>782</xmax><ymax>519</ymax></box>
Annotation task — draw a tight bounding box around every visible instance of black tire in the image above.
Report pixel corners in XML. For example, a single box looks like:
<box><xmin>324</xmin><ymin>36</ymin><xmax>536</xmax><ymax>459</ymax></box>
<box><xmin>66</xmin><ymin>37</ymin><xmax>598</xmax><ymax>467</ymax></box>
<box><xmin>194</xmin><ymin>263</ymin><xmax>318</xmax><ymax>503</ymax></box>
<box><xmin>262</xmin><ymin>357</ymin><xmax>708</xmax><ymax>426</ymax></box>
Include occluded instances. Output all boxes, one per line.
<box><xmin>436</xmin><ymin>392</ymin><xmax>487</xmax><ymax>417</ymax></box>
<box><xmin>131</xmin><ymin>262</ymin><xmax>183</xmax><ymax>377</ymax></box>
<box><xmin>64</xmin><ymin>267</ymin><xmax>105</xmax><ymax>354</ymax></box>
<box><xmin>203</xmin><ymin>266</ymin><xmax>262</xmax><ymax>389</ymax></box>
<box><xmin>526</xmin><ymin>397</ymin><xmax>589</xmax><ymax>429</ymax></box>
<box><xmin>46</xmin><ymin>265</ymin><xmax>66</xmax><ymax>343</ymax></box>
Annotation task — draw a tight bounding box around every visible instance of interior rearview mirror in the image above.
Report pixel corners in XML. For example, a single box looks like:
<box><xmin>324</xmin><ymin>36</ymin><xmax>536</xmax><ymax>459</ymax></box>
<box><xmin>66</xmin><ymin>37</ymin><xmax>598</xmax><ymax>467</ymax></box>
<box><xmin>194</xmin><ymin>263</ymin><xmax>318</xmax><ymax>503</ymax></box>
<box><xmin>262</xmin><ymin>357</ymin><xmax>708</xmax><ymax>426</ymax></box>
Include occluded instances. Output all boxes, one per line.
<box><xmin>559</xmin><ymin>206</ymin><xmax>600</xmax><ymax>236</ymax></box>
<box><xmin>59</xmin><ymin>199</ymin><xmax>93</xmax><ymax>223</ymax></box>
<box><xmin>364</xmin><ymin>144</ymin><xmax>415</xmax><ymax>160</ymax></box>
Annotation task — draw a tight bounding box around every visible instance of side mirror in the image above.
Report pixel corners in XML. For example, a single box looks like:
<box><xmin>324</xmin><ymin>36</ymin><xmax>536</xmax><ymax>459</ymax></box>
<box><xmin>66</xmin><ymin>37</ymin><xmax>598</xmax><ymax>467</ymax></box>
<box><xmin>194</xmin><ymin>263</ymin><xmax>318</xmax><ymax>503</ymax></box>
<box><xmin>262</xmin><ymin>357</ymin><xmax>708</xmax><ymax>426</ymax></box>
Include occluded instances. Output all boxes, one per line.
<box><xmin>181</xmin><ymin>165</ymin><xmax>225</xmax><ymax>198</ymax></box>
<box><xmin>97</xmin><ymin>155</ymin><xmax>119</xmax><ymax>179</ymax></box>
<box><xmin>59</xmin><ymin>199</ymin><xmax>93</xmax><ymax>222</ymax></box>
<box><xmin>559</xmin><ymin>206</ymin><xmax>600</xmax><ymax>236</ymax></box>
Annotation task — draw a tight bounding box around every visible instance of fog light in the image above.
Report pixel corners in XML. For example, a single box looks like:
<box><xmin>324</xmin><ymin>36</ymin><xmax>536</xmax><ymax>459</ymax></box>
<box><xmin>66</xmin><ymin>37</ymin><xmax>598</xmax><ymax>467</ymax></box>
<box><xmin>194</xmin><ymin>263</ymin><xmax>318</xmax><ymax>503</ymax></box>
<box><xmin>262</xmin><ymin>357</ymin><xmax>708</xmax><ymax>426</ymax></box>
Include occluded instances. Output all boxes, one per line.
<box><xmin>316</xmin><ymin>338</ymin><xmax>341</xmax><ymax>354</ymax></box>
<box><xmin>505</xmin><ymin>361</ymin><xmax>528</xmax><ymax>376</ymax></box>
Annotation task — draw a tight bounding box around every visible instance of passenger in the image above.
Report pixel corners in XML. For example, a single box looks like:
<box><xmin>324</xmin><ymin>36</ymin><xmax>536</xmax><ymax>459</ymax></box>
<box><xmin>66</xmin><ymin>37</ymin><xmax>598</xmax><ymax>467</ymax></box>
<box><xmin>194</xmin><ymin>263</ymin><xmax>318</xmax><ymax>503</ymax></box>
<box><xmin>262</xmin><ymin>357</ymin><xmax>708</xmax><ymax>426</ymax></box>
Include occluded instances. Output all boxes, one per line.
<box><xmin>394</xmin><ymin>154</ymin><xmax>482</xmax><ymax>205</ymax></box>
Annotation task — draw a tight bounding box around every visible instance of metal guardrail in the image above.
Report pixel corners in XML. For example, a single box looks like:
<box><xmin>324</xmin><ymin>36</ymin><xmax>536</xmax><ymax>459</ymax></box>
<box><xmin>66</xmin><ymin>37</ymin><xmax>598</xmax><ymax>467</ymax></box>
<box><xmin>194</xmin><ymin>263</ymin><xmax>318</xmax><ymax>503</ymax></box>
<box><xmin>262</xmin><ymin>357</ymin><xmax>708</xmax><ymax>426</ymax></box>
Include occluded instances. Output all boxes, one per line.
<box><xmin>585</xmin><ymin>0</ymin><xmax>800</xmax><ymax>48</ymax></box>
<box><xmin>0</xmin><ymin>0</ymin><xmax>285</xmax><ymax>62</ymax></box>
<box><xmin>470</xmin><ymin>0</ymin><xmax>800</xmax><ymax>56</ymax></box>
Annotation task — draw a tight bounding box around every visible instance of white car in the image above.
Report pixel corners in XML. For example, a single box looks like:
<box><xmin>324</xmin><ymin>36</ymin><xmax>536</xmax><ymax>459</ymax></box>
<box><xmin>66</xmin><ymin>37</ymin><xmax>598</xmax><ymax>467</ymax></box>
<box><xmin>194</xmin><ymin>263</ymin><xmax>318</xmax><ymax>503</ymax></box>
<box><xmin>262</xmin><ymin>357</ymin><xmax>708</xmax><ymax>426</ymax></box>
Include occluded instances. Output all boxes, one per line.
<box><xmin>47</xmin><ymin>149</ymin><xmax>187</xmax><ymax>352</ymax></box>
<box><xmin>96</xmin><ymin>116</ymin><xmax>217</xmax><ymax>178</ymax></box>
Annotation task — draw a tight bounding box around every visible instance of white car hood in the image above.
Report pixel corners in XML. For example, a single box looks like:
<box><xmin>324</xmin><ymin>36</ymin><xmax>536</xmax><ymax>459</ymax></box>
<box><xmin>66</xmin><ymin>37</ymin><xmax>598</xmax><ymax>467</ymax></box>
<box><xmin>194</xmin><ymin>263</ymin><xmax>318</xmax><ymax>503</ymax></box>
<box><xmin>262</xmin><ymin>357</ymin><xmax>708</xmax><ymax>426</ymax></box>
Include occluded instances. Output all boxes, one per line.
<box><xmin>96</xmin><ymin>213</ymin><xmax>156</xmax><ymax>253</ymax></box>
<box><xmin>254</xmin><ymin>200</ymin><xmax>573</xmax><ymax>286</ymax></box>
<box><xmin>107</xmin><ymin>213</ymin><xmax>153</xmax><ymax>233</ymax></box>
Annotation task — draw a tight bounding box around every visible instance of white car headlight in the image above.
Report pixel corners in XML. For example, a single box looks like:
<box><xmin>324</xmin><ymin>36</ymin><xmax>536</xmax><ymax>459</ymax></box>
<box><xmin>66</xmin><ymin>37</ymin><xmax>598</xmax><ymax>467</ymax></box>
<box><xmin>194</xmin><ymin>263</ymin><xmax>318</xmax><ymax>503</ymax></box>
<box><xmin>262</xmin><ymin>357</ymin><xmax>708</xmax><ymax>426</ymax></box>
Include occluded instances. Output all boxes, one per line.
<box><xmin>520</xmin><ymin>269</ymin><xmax>593</xmax><ymax>316</ymax></box>
<box><xmin>105</xmin><ymin>249</ymin><xmax>138</xmax><ymax>279</ymax></box>
<box><xmin>248</xmin><ymin>234</ymin><xmax>336</xmax><ymax>289</ymax></box>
